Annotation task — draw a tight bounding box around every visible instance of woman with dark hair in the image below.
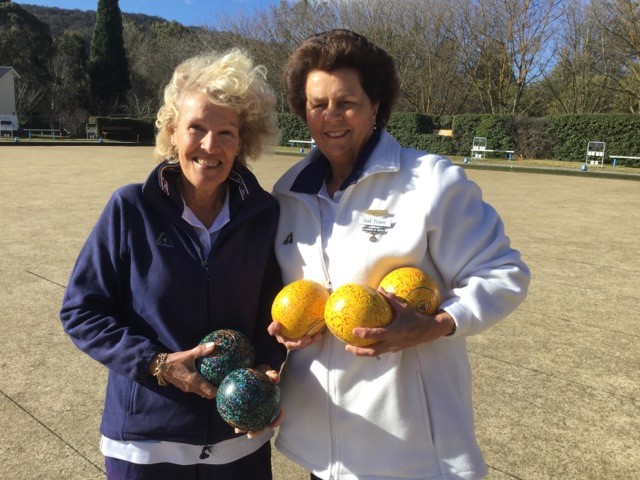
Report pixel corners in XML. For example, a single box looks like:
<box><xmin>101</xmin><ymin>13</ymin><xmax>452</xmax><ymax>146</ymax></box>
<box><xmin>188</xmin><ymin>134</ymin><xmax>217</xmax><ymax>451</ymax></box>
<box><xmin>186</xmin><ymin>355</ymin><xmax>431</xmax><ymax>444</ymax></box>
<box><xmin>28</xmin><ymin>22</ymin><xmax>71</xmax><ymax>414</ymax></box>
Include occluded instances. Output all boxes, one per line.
<box><xmin>269</xmin><ymin>29</ymin><xmax>530</xmax><ymax>479</ymax></box>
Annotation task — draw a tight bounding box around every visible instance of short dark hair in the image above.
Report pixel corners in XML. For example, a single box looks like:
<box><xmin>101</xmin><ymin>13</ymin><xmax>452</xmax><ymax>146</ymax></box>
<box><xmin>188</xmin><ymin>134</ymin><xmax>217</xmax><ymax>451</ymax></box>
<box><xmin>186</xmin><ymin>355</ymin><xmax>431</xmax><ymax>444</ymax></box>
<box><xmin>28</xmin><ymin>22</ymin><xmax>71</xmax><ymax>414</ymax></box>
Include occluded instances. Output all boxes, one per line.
<box><xmin>284</xmin><ymin>29</ymin><xmax>399</xmax><ymax>129</ymax></box>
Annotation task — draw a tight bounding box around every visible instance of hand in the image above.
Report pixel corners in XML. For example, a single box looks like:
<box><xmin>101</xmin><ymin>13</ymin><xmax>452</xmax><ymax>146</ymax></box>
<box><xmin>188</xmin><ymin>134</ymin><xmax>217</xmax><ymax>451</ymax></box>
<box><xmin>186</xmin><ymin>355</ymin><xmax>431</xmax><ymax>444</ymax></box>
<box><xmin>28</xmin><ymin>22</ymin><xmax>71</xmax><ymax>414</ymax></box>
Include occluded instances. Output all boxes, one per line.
<box><xmin>268</xmin><ymin>321</ymin><xmax>324</xmax><ymax>350</ymax></box>
<box><xmin>234</xmin><ymin>364</ymin><xmax>285</xmax><ymax>438</ymax></box>
<box><xmin>345</xmin><ymin>288</ymin><xmax>455</xmax><ymax>358</ymax></box>
<box><xmin>151</xmin><ymin>343</ymin><xmax>218</xmax><ymax>399</ymax></box>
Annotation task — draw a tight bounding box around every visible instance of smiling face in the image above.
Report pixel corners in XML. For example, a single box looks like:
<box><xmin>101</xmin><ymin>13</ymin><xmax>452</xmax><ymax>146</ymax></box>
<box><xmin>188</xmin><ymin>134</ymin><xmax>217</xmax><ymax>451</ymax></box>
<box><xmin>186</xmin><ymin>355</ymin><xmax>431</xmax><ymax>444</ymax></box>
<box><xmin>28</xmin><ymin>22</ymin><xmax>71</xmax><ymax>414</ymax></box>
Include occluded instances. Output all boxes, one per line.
<box><xmin>305</xmin><ymin>68</ymin><xmax>379</xmax><ymax>168</ymax></box>
<box><xmin>170</xmin><ymin>91</ymin><xmax>240</xmax><ymax>200</ymax></box>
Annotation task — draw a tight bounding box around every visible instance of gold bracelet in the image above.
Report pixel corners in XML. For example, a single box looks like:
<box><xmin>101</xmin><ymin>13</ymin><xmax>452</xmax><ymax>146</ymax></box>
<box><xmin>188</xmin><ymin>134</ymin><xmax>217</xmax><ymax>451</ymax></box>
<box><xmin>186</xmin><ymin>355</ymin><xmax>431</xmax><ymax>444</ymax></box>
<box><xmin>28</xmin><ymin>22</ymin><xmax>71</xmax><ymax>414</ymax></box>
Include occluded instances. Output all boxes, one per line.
<box><xmin>153</xmin><ymin>353</ymin><xmax>169</xmax><ymax>386</ymax></box>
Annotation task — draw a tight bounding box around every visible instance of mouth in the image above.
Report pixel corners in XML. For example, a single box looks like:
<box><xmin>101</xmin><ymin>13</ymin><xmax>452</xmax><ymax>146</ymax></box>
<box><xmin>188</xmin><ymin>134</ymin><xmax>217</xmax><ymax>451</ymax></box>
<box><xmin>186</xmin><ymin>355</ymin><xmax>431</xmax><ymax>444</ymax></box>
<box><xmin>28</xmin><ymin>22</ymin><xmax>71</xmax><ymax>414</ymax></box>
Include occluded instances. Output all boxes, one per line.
<box><xmin>194</xmin><ymin>157</ymin><xmax>222</xmax><ymax>167</ymax></box>
<box><xmin>325</xmin><ymin>130</ymin><xmax>349</xmax><ymax>138</ymax></box>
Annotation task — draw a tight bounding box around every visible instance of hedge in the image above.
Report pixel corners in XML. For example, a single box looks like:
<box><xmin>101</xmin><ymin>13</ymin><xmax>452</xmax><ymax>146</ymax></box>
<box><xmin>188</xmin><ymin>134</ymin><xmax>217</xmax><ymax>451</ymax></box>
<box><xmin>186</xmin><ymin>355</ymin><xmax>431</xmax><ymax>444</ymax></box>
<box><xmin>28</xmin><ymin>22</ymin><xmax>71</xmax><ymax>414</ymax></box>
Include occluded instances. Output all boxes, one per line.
<box><xmin>84</xmin><ymin>111</ymin><xmax>639</xmax><ymax>167</ymax></box>
<box><xmin>277</xmin><ymin>113</ymin><xmax>310</xmax><ymax>146</ymax></box>
<box><xmin>90</xmin><ymin>116</ymin><xmax>156</xmax><ymax>142</ymax></box>
<box><xmin>546</xmin><ymin>114</ymin><xmax>640</xmax><ymax>165</ymax></box>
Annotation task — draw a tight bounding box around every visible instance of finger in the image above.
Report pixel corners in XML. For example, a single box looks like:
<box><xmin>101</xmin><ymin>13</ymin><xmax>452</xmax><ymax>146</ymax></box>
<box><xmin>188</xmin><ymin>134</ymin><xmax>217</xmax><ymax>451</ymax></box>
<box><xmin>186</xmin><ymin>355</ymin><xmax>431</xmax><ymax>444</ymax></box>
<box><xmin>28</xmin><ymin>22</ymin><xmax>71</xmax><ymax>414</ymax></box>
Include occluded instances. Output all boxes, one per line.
<box><xmin>197</xmin><ymin>341</ymin><xmax>217</xmax><ymax>357</ymax></box>
<box><xmin>264</xmin><ymin>369</ymin><xmax>280</xmax><ymax>383</ymax></box>
<box><xmin>351</xmin><ymin>326</ymin><xmax>385</xmax><ymax>341</ymax></box>
<box><xmin>254</xmin><ymin>366</ymin><xmax>280</xmax><ymax>383</ymax></box>
<box><xmin>196</xmin><ymin>379</ymin><xmax>217</xmax><ymax>399</ymax></box>
<box><xmin>282</xmin><ymin>336</ymin><xmax>313</xmax><ymax>350</ymax></box>
<box><xmin>377</xmin><ymin>286</ymin><xmax>396</xmax><ymax>301</ymax></box>
<box><xmin>377</xmin><ymin>289</ymin><xmax>406</xmax><ymax>310</ymax></box>
<box><xmin>267</xmin><ymin>322</ymin><xmax>282</xmax><ymax>336</ymax></box>
<box><xmin>308</xmin><ymin>329</ymin><xmax>325</xmax><ymax>343</ymax></box>
<box><xmin>345</xmin><ymin>344</ymin><xmax>381</xmax><ymax>358</ymax></box>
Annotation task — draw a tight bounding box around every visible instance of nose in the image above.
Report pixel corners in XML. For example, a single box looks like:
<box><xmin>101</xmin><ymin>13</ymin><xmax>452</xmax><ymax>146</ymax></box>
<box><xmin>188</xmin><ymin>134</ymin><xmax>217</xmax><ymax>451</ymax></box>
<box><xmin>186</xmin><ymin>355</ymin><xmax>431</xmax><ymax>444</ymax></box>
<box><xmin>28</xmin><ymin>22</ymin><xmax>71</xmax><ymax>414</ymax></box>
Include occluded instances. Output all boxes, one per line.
<box><xmin>325</xmin><ymin>103</ymin><xmax>342</xmax><ymax>121</ymax></box>
<box><xmin>201</xmin><ymin>131</ymin><xmax>220</xmax><ymax>152</ymax></box>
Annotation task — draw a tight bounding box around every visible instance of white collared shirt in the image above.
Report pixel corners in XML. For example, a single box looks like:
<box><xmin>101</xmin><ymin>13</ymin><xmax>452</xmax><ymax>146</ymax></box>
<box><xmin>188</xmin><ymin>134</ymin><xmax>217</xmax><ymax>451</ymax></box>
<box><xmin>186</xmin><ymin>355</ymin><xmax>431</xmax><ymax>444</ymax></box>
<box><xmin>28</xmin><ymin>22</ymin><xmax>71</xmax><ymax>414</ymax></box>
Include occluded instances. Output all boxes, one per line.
<box><xmin>181</xmin><ymin>190</ymin><xmax>231</xmax><ymax>258</ymax></box>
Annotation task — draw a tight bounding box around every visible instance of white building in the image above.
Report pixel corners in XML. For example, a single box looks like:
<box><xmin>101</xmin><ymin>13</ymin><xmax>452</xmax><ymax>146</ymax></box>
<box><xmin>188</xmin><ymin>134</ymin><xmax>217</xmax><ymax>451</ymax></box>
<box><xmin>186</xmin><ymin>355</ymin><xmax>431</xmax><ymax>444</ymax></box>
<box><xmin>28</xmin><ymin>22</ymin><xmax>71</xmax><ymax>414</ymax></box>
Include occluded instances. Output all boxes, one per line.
<box><xmin>0</xmin><ymin>67</ymin><xmax>20</xmax><ymax>135</ymax></box>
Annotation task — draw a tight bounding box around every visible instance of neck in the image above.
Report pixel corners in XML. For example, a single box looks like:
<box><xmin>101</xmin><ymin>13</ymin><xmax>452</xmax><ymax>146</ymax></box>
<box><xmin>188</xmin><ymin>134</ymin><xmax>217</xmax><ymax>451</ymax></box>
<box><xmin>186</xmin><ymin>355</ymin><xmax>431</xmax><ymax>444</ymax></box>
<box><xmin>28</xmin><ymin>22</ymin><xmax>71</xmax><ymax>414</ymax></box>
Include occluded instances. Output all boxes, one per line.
<box><xmin>326</xmin><ymin>161</ymin><xmax>355</xmax><ymax>197</ymax></box>
<box><xmin>178</xmin><ymin>177</ymin><xmax>227</xmax><ymax>228</ymax></box>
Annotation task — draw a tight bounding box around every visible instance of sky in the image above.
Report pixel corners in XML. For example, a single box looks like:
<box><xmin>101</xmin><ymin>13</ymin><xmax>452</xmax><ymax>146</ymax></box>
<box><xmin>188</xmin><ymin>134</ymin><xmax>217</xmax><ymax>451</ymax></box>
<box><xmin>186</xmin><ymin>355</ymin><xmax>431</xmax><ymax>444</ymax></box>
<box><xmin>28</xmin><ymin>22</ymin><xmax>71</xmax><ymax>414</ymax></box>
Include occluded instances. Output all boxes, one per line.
<box><xmin>14</xmin><ymin>0</ymin><xmax>283</xmax><ymax>27</ymax></box>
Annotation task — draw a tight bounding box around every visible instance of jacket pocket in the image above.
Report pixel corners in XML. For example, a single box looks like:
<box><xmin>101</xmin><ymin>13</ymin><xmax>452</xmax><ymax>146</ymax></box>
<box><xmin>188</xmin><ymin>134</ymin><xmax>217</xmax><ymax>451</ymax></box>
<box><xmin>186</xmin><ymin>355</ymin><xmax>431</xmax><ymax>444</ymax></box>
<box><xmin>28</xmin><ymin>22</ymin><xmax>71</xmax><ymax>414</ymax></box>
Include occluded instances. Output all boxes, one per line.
<box><xmin>333</xmin><ymin>351</ymin><xmax>441</xmax><ymax>478</ymax></box>
<box><xmin>124</xmin><ymin>381</ymin><xmax>207</xmax><ymax>442</ymax></box>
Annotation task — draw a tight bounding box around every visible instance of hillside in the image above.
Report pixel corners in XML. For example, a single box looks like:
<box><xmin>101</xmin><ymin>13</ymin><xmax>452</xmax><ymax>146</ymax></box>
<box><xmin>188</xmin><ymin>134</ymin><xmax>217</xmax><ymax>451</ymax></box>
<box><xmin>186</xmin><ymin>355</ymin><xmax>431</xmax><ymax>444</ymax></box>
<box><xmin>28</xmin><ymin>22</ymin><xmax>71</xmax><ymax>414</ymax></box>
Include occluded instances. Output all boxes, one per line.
<box><xmin>19</xmin><ymin>3</ymin><xmax>174</xmax><ymax>40</ymax></box>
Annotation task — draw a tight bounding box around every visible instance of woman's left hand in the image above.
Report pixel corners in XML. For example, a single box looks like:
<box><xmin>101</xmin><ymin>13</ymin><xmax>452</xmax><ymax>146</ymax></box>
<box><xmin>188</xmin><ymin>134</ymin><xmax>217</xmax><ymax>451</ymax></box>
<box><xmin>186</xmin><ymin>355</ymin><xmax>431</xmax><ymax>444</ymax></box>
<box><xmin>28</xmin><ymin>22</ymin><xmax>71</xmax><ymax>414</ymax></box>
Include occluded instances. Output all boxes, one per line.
<box><xmin>344</xmin><ymin>287</ymin><xmax>456</xmax><ymax>358</ymax></box>
<box><xmin>157</xmin><ymin>343</ymin><xmax>219</xmax><ymax>398</ymax></box>
<box><xmin>234</xmin><ymin>364</ymin><xmax>285</xmax><ymax>438</ymax></box>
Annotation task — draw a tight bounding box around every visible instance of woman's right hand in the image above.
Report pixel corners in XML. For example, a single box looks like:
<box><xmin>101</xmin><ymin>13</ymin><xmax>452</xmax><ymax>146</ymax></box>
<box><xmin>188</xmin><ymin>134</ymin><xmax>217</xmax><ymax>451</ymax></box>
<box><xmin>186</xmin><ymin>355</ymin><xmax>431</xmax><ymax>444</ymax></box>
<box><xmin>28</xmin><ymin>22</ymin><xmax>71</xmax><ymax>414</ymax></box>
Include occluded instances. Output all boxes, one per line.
<box><xmin>267</xmin><ymin>321</ymin><xmax>324</xmax><ymax>350</ymax></box>
<box><xmin>150</xmin><ymin>343</ymin><xmax>218</xmax><ymax>399</ymax></box>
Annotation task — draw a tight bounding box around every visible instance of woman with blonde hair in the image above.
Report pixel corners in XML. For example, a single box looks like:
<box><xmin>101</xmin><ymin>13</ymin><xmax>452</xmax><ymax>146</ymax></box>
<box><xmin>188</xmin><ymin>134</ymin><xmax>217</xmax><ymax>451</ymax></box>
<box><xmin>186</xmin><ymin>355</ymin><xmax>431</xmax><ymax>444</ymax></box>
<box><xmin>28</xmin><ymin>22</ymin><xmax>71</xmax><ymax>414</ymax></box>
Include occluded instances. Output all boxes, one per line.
<box><xmin>60</xmin><ymin>49</ymin><xmax>285</xmax><ymax>480</ymax></box>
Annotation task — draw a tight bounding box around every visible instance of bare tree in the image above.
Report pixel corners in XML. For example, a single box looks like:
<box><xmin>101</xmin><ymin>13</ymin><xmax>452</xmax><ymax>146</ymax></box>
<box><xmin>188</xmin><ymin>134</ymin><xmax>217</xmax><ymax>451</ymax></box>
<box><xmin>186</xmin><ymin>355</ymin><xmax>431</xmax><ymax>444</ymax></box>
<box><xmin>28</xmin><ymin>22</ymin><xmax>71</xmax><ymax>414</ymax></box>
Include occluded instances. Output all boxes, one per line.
<box><xmin>540</xmin><ymin>0</ymin><xmax>614</xmax><ymax>113</ymax></box>
<box><xmin>219</xmin><ymin>0</ymin><xmax>339</xmax><ymax>112</ymax></box>
<box><xmin>49</xmin><ymin>51</ymin><xmax>78</xmax><ymax>129</ymax></box>
<box><xmin>14</xmin><ymin>80</ymin><xmax>45</xmax><ymax>125</ymax></box>
<box><xmin>327</xmin><ymin>0</ymin><xmax>471</xmax><ymax>115</ymax></box>
<box><xmin>595</xmin><ymin>0</ymin><xmax>640</xmax><ymax>113</ymax></box>
<box><xmin>458</xmin><ymin>0</ymin><xmax>562</xmax><ymax>115</ymax></box>
<box><xmin>454</xmin><ymin>0</ymin><xmax>513</xmax><ymax>113</ymax></box>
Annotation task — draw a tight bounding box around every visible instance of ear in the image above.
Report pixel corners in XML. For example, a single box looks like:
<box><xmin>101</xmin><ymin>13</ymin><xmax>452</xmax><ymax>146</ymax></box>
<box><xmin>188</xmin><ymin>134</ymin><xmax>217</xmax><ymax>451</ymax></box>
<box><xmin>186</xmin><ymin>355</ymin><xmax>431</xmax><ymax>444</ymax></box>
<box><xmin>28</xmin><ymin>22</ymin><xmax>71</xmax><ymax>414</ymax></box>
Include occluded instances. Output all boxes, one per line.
<box><xmin>372</xmin><ymin>102</ymin><xmax>380</xmax><ymax>125</ymax></box>
<box><xmin>169</xmin><ymin>127</ymin><xmax>177</xmax><ymax>146</ymax></box>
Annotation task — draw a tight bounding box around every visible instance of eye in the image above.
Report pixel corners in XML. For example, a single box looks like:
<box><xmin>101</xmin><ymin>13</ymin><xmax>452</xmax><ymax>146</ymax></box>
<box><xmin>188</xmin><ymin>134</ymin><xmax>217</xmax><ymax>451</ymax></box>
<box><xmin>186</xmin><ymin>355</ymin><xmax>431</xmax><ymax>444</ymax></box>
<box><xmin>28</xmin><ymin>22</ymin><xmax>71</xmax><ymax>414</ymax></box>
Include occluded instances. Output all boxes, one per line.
<box><xmin>220</xmin><ymin>129</ymin><xmax>238</xmax><ymax>138</ymax></box>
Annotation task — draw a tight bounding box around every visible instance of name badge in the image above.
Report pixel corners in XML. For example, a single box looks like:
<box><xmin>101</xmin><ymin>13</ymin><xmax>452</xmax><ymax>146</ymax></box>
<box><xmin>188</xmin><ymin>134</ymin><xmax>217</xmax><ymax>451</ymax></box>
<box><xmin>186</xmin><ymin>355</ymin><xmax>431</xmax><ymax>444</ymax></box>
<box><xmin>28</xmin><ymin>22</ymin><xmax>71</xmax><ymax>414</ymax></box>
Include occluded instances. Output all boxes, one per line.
<box><xmin>359</xmin><ymin>209</ymin><xmax>393</xmax><ymax>242</ymax></box>
<box><xmin>359</xmin><ymin>216</ymin><xmax>393</xmax><ymax>228</ymax></box>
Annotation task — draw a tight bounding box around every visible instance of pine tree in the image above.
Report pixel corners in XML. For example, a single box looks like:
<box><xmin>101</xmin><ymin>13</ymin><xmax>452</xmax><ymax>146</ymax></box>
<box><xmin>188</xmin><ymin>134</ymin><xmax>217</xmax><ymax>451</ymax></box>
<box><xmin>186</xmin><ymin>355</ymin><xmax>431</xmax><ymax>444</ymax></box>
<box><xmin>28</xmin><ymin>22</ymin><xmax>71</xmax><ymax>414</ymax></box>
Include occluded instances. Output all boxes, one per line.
<box><xmin>89</xmin><ymin>0</ymin><xmax>130</xmax><ymax>113</ymax></box>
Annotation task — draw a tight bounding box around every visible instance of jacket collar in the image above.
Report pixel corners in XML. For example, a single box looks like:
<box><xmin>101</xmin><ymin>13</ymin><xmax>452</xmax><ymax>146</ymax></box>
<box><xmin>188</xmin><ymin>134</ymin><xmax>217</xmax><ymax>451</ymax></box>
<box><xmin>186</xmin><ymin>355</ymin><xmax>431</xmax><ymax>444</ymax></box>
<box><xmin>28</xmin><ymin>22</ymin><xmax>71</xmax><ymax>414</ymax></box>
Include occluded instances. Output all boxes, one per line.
<box><xmin>290</xmin><ymin>129</ymin><xmax>384</xmax><ymax>194</ymax></box>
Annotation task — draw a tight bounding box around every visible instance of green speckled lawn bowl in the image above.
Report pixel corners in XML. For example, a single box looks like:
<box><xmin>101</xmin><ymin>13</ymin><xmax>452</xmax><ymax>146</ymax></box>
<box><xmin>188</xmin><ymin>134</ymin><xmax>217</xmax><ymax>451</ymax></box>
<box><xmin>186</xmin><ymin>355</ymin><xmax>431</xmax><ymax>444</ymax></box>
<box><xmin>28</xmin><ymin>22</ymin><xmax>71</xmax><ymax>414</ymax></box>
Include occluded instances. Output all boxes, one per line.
<box><xmin>195</xmin><ymin>329</ymin><xmax>255</xmax><ymax>386</ymax></box>
<box><xmin>216</xmin><ymin>368</ymin><xmax>281</xmax><ymax>432</ymax></box>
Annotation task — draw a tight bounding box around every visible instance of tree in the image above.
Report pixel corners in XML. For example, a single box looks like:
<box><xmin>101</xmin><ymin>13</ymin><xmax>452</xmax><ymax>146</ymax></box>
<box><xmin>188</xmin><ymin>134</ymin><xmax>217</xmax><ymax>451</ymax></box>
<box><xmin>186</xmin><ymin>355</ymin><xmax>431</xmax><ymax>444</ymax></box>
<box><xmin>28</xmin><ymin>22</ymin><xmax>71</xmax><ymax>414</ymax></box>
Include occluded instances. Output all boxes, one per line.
<box><xmin>220</xmin><ymin>0</ymin><xmax>338</xmax><ymax>113</ymax></box>
<box><xmin>50</xmin><ymin>32</ymin><xmax>90</xmax><ymax>132</ymax></box>
<box><xmin>339</xmin><ymin>0</ymin><xmax>472</xmax><ymax>115</ymax></box>
<box><xmin>595</xmin><ymin>0</ymin><xmax>640</xmax><ymax>113</ymax></box>
<box><xmin>0</xmin><ymin>0</ymin><xmax>53</xmax><ymax>124</ymax></box>
<box><xmin>89</xmin><ymin>0</ymin><xmax>130</xmax><ymax>114</ymax></box>
<box><xmin>457</xmin><ymin>0</ymin><xmax>562</xmax><ymax>115</ymax></box>
<box><xmin>540</xmin><ymin>0</ymin><xmax>615</xmax><ymax>114</ymax></box>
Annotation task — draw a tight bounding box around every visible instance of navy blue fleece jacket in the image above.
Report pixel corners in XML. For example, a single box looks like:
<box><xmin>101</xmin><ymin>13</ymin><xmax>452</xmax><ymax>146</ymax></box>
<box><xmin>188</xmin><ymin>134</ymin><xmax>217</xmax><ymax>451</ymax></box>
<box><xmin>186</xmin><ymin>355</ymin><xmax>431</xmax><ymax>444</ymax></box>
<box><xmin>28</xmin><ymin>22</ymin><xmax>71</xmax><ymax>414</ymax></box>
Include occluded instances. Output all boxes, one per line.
<box><xmin>60</xmin><ymin>160</ymin><xmax>285</xmax><ymax>445</ymax></box>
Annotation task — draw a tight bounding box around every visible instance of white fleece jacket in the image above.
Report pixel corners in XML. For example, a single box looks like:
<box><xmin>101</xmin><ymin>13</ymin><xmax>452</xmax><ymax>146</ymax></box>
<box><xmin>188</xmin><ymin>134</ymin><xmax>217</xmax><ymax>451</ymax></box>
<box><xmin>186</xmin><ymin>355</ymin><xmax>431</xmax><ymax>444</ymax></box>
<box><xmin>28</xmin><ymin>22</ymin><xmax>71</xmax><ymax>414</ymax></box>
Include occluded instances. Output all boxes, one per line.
<box><xmin>272</xmin><ymin>131</ymin><xmax>530</xmax><ymax>480</ymax></box>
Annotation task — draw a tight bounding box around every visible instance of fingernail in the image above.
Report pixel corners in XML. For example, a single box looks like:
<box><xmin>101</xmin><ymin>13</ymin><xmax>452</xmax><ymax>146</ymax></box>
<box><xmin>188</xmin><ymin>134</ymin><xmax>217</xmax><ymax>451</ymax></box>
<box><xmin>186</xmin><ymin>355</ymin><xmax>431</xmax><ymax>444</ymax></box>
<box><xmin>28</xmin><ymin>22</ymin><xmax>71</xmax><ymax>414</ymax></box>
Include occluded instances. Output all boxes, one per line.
<box><xmin>204</xmin><ymin>342</ymin><xmax>215</xmax><ymax>348</ymax></box>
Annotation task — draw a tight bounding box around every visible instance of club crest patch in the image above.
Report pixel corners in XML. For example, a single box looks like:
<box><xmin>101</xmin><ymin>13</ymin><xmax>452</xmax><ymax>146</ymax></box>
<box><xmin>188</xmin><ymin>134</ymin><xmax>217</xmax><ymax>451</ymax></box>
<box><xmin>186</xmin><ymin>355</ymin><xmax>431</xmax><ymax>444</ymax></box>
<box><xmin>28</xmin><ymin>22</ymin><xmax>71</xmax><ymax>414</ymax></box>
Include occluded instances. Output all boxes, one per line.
<box><xmin>156</xmin><ymin>232</ymin><xmax>174</xmax><ymax>248</ymax></box>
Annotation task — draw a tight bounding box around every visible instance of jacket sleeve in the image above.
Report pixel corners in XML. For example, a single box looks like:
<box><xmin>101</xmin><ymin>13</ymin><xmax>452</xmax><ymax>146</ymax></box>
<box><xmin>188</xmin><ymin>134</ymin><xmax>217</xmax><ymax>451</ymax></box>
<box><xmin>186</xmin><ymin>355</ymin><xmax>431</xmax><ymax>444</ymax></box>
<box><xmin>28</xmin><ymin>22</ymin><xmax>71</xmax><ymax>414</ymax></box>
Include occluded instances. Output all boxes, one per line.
<box><xmin>427</xmin><ymin>160</ymin><xmax>531</xmax><ymax>336</ymax></box>
<box><xmin>59</xmin><ymin>191</ymin><xmax>161</xmax><ymax>381</ymax></box>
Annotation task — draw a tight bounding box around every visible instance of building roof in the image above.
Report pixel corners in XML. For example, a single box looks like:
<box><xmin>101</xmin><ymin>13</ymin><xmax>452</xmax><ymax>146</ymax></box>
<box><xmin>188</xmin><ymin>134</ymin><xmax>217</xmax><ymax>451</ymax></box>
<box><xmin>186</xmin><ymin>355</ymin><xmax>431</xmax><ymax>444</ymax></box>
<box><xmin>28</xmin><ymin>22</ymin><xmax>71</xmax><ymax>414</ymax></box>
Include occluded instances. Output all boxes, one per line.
<box><xmin>0</xmin><ymin>67</ymin><xmax>21</xmax><ymax>80</ymax></box>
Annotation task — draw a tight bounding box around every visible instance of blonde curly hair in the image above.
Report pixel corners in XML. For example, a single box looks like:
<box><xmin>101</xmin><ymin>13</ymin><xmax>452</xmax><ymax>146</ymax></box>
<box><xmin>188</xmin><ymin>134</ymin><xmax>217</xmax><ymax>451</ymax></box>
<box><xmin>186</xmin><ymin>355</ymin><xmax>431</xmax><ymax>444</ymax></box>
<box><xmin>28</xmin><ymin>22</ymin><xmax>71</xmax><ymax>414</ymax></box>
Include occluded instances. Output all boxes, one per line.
<box><xmin>154</xmin><ymin>49</ymin><xmax>278</xmax><ymax>165</ymax></box>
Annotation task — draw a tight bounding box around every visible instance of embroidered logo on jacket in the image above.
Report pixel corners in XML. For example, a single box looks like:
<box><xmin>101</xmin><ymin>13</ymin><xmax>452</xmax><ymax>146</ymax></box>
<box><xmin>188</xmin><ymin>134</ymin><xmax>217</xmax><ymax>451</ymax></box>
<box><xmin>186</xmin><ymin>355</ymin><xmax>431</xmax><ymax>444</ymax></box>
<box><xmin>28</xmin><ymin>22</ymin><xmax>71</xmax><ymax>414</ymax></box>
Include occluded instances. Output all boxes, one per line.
<box><xmin>156</xmin><ymin>232</ymin><xmax>174</xmax><ymax>248</ymax></box>
<box><xmin>283</xmin><ymin>232</ymin><xmax>293</xmax><ymax>245</ymax></box>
